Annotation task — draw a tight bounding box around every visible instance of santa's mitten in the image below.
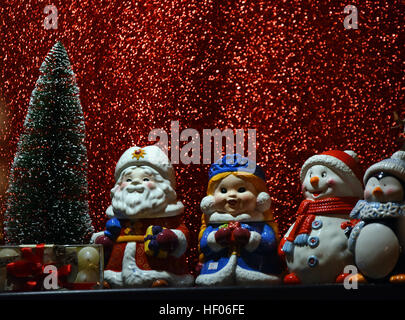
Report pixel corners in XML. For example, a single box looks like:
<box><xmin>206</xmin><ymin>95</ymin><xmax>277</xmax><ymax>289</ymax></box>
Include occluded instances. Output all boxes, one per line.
<box><xmin>95</xmin><ymin>235</ymin><xmax>114</xmax><ymax>264</ymax></box>
<box><xmin>215</xmin><ymin>227</ymin><xmax>233</xmax><ymax>247</ymax></box>
<box><xmin>233</xmin><ymin>227</ymin><xmax>251</xmax><ymax>247</ymax></box>
<box><xmin>95</xmin><ymin>234</ymin><xmax>114</xmax><ymax>247</ymax></box>
<box><xmin>156</xmin><ymin>229</ymin><xmax>179</xmax><ymax>253</ymax></box>
<box><xmin>144</xmin><ymin>226</ymin><xmax>174</xmax><ymax>258</ymax></box>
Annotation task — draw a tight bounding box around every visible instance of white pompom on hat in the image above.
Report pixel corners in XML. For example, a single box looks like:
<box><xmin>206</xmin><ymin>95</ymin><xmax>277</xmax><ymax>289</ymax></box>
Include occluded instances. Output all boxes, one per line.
<box><xmin>363</xmin><ymin>150</ymin><xmax>405</xmax><ymax>184</ymax></box>
<box><xmin>114</xmin><ymin>145</ymin><xmax>176</xmax><ymax>187</ymax></box>
<box><xmin>300</xmin><ymin>150</ymin><xmax>363</xmax><ymax>197</ymax></box>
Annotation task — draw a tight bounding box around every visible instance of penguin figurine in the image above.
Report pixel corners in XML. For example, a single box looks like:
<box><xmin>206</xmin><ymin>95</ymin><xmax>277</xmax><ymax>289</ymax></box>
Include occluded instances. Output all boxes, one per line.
<box><xmin>349</xmin><ymin>150</ymin><xmax>405</xmax><ymax>283</ymax></box>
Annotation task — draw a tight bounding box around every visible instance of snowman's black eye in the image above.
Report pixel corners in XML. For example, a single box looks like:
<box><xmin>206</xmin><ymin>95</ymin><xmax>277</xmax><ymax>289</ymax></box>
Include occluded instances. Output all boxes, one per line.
<box><xmin>143</xmin><ymin>178</ymin><xmax>150</xmax><ymax>182</ymax></box>
<box><xmin>321</xmin><ymin>172</ymin><xmax>327</xmax><ymax>178</ymax></box>
<box><xmin>221</xmin><ymin>188</ymin><xmax>227</xmax><ymax>194</ymax></box>
<box><xmin>126</xmin><ymin>179</ymin><xmax>132</xmax><ymax>182</ymax></box>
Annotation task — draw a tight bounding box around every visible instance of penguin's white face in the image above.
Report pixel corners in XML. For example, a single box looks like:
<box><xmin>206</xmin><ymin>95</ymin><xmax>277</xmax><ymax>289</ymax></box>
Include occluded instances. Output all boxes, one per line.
<box><xmin>302</xmin><ymin>165</ymin><xmax>354</xmax><ymax>200</ymax></box>
<box><xmin>364</xmin><ymin>176</ymin><xmax>404</xmax><ymax>203</ymax></box>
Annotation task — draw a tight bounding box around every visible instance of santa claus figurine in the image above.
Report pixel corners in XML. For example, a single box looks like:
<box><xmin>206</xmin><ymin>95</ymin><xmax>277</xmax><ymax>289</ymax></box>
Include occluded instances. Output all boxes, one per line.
<box><xmin>279</xmin><ymin>150</ymin><xmax>363</xmax><ymax>284</ymax></box>
<box><xmin>195</xmin><ymin>154</ymin><xmax>282</xmax><ymax>286</ymax></box>
<box><xmin>91</xmin><ymin>145</ymin><xmax>194</xmax><ymax>288</ymax></box>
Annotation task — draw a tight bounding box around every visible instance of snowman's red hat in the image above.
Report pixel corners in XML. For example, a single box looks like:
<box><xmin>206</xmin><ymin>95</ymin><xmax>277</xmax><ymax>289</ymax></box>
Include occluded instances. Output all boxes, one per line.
<box><xmin>300</xmin><ymin>150</ymin><xmax>363</xmax><ymax>197</ymax></box>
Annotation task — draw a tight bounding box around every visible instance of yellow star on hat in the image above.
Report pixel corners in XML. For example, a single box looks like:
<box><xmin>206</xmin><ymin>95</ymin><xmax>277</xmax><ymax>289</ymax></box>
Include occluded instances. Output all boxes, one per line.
<box><xmin>131</xmin><ymin>148</ymin><xmax>146</xmax><ymax>160</ymax></box>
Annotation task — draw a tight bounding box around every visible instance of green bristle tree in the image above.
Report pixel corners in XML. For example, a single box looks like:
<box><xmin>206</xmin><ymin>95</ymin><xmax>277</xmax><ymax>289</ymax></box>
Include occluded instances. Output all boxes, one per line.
<box><xmin>4</xmin><ymin>42</ymin><xmax>94</xmax><ymax>244</ymax></box>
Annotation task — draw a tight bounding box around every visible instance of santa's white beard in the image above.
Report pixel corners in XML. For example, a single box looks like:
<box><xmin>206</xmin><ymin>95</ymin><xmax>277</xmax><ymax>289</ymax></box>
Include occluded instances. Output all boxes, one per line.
<box><xmin>111</xmin><ymin>183</ymin><xmax>171</xmax><ymax>219</ymax></box>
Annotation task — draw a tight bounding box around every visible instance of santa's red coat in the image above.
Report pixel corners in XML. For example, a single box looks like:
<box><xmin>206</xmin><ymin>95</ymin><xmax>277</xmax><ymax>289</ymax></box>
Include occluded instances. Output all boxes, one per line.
<box><xmin>106</xmin><ymin>215</ymin><xmax>190</xmax><ymax>275</ymax></box>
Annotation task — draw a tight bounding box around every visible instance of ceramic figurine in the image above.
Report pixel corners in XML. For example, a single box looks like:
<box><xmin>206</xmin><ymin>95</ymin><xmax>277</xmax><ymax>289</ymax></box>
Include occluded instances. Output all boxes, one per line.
<box><xmin>349</xmin><ymin>150</ymin><xmax>405</xmax><ymax>283</ymax></box>
<box><xmin>91</xmin><ymin>145</ymin><xmax>194</xmax><ymax>288</ymax></box>
<box><xmin>279</xmin><ymin>150</ymin><xmax>363</xmax><ymax>284</ymax></box>
<box><xmin>195</xmin><ymin>154</ymin><xmax>282</xmax><ymax>286</ymax></box>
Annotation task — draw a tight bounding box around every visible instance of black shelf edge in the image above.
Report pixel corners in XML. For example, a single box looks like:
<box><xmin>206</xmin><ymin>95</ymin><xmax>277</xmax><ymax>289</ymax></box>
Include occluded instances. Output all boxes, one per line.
<box><xmin>0</xmin><ymin>283</ymin><xmax>404</xmax><ymax>301</ymax></box>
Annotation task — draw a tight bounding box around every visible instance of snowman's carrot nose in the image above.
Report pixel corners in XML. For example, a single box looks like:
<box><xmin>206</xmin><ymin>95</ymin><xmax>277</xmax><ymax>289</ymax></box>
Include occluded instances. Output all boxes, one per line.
<box><xmin>372</xmin><ymin>186</ymin><xmax>383</xmax><ymax>196</ymax></box>
<box><xmin>310</xmin><ymin>176</ymin><xmax>319</xmax><ymax>187</ymax></box>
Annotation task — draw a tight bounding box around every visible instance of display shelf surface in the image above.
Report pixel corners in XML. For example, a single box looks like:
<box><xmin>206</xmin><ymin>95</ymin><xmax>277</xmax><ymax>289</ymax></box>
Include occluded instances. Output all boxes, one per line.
<box><xmin>0</xmin><ymin>283</ymin><xmax>403</xmax><ymax>301</ymax></box>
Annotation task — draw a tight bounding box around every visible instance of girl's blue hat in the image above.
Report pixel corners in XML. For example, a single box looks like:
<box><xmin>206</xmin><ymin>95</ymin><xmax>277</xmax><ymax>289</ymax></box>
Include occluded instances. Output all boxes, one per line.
<box><xmin>208</xmin><ymin>154</ymin><xmax>266</xmax><ymax>181</ymax></box>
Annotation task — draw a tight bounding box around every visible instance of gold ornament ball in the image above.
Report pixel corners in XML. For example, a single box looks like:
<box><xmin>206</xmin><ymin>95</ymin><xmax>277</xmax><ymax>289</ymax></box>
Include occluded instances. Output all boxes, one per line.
<box><xmin>77</xmin><ymin>247</ymin><xmax>99</xmax><ymax>270</ymax></box>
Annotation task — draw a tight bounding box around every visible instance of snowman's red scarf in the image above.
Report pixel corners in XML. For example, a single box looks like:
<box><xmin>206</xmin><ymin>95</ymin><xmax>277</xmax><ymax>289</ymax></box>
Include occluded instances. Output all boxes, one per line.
<box><xmin>286</xmin><ymin>197</ymin><xmax>359</xmax><ymax>243</ymax></box>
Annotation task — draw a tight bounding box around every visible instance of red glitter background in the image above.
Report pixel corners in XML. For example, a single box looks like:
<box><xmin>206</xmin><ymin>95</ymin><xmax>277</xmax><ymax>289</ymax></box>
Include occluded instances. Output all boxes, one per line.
<box><xmin>0</xmin><ymin>1</ymin><xmax>403</xmax><ymax>271</ymax></box>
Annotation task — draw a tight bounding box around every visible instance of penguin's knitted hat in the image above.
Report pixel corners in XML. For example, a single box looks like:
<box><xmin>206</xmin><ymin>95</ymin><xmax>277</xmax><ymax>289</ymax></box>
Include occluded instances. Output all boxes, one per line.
<box><xmin>364</xmin><ymin>150</ymin><xmax>405</xmax><ymax>184</ymax></box>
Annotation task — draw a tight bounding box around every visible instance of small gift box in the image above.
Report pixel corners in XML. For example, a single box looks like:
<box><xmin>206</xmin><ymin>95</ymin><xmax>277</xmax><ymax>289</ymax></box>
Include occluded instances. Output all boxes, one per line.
<box><xmin>0</xmin><ymin>244</ymin><xmax>104</xmax><ymax>292</ymax></box>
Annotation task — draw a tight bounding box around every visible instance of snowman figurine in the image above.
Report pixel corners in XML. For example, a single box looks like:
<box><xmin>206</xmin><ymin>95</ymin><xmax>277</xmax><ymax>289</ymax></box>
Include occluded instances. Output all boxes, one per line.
<box><xmin>195</xmin><ymin>154</ymin><xmax>282</xmax><ymax>286</ymax></box>
<box><xmin>349</xmin><ymin>151</ymin><xmax>405</xmax><ymax>283</ymax></box>
<box><xmin>279</xmin><ymin>150</ymin><xmax>363</xmax><ymax>284</ymax></box>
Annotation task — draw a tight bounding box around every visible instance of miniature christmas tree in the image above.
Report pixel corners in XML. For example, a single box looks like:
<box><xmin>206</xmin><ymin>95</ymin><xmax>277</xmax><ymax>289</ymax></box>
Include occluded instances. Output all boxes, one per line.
<box><xmin>4</xmin><ymin>42</ymin><xmax>94</xmax><ymax>244</ymax></box>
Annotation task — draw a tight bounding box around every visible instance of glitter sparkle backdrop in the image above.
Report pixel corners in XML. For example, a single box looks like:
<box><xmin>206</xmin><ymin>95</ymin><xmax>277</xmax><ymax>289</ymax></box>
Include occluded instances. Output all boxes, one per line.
<box><xmin>0</xmin><ymin>1</ymin><xmax>403</xmax><ymax>271</ymax></box>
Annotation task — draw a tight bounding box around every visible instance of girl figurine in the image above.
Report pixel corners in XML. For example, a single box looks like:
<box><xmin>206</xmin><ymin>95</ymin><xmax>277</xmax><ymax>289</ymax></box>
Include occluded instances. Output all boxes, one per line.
<box><xmin>195</xmin><ymin>154</ymin><xmax>282</xmax><ymax>286</ymax></box>
<box><xmin>349</xmin><ymin>150</ymin><xmax>405</xmax><ymax>283</ymax></box>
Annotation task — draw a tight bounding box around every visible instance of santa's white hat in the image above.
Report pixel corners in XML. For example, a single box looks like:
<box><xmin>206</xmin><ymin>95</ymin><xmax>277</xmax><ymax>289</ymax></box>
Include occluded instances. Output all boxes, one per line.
<box><xmin>114</xmin><ymin>145</ymin><xmax>175</xmax><ymax>187</ymax></box>
<box><xmin>300</xmin><ymin>150</ymin><xmax>363</xmax><ymax>197</ymax></box>
<box><xmin>363</xmin><ymin>150</ymin><xmax>405</xmax><ymax>184</ymax></box>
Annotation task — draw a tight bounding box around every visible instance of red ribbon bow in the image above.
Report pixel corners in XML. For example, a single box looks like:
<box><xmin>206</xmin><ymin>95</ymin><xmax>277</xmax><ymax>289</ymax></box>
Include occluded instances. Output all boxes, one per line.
<box><xmin>6</xmin><ymin>244</ymin><xmax>71</xmax><ymax>291</ymax></box>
